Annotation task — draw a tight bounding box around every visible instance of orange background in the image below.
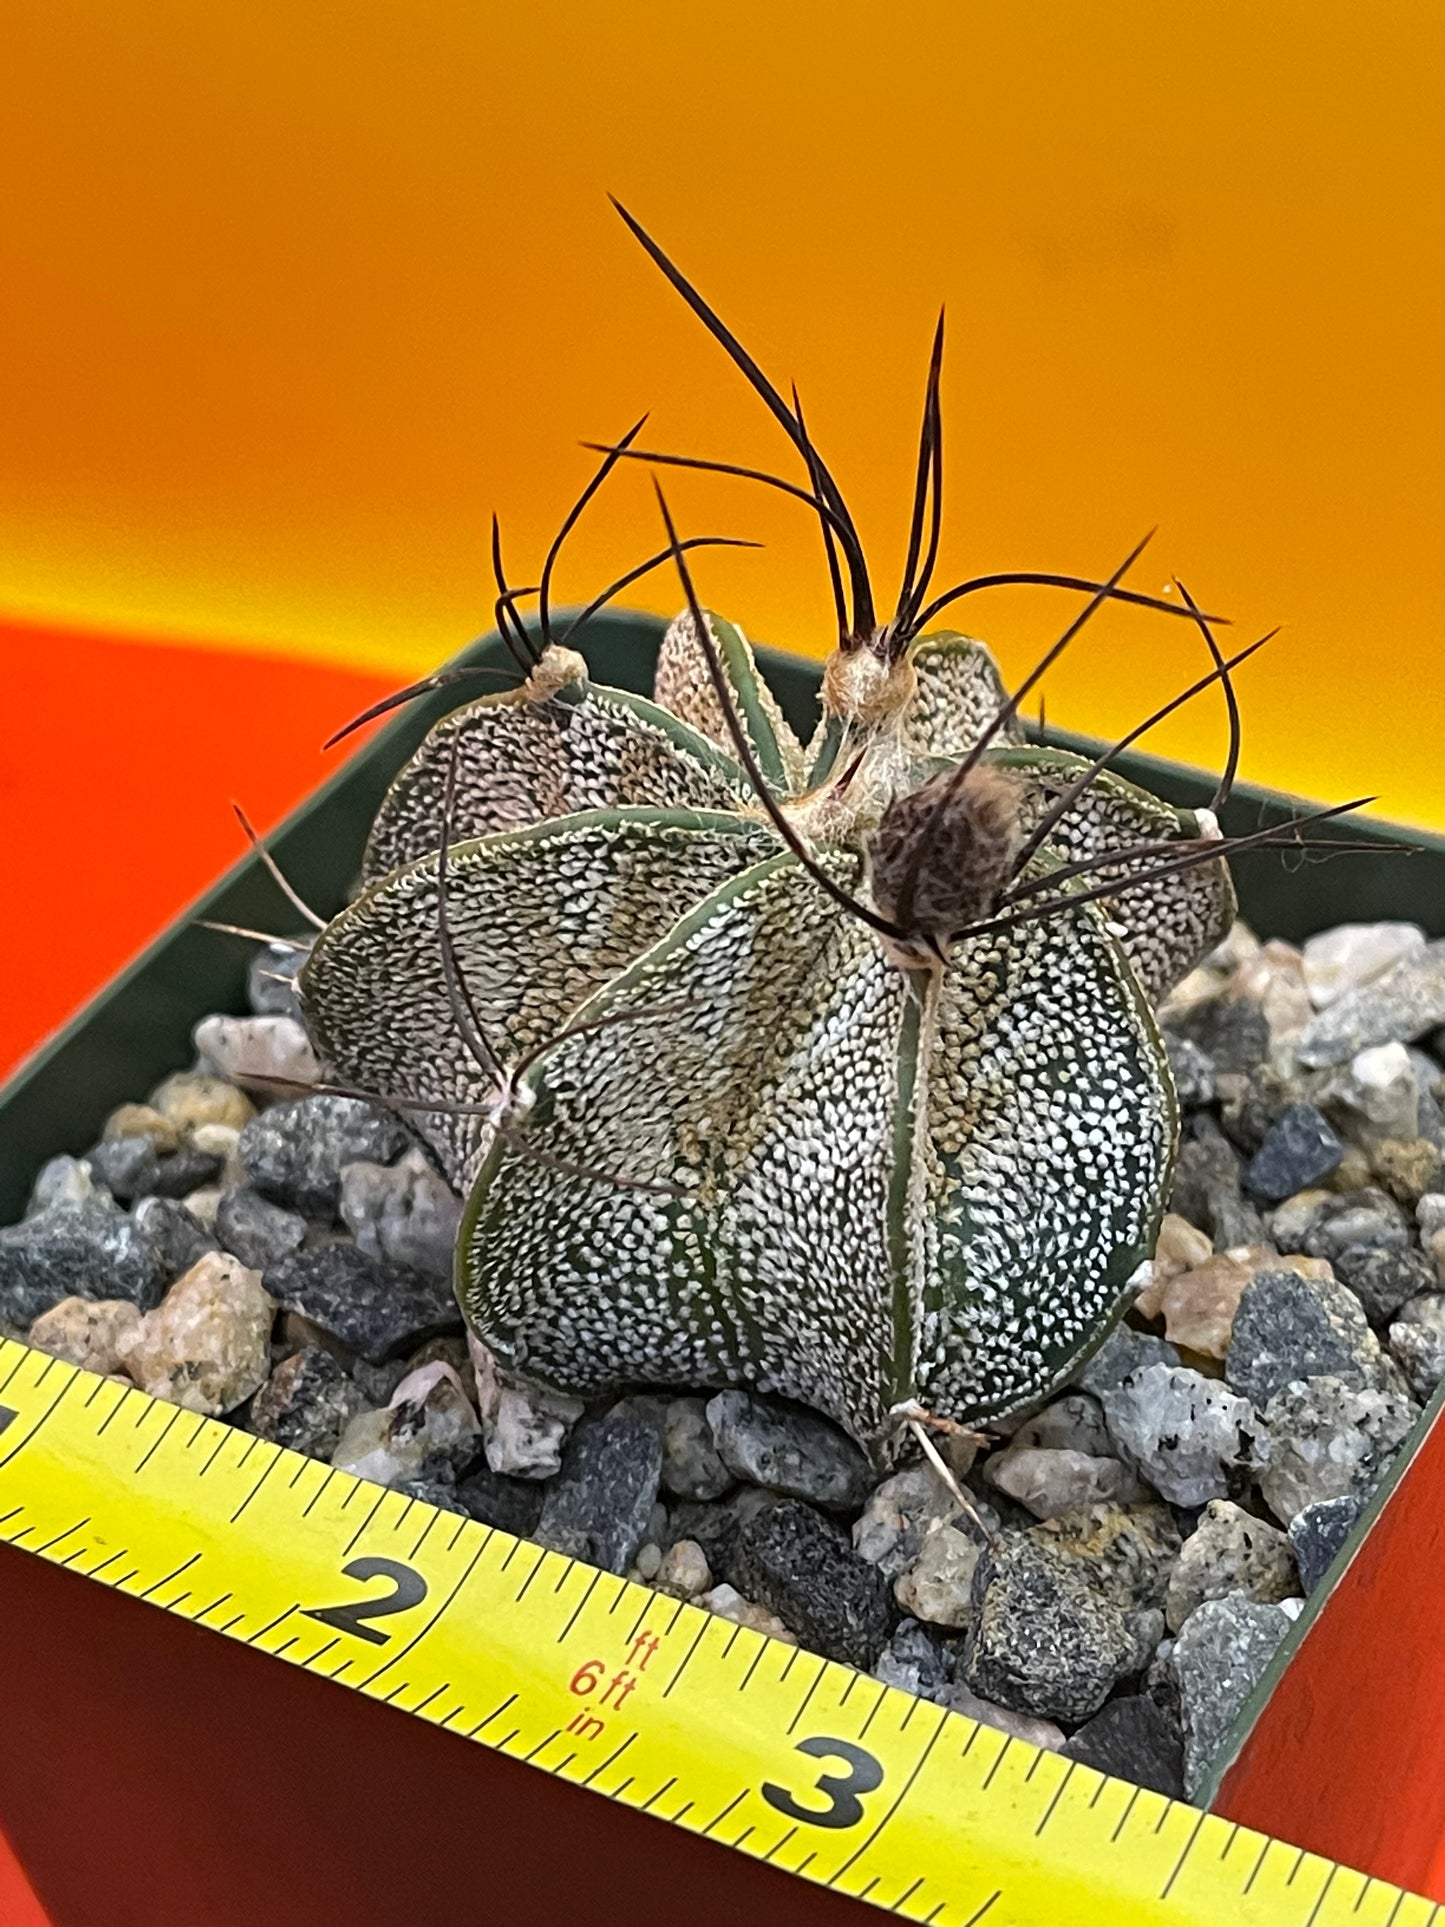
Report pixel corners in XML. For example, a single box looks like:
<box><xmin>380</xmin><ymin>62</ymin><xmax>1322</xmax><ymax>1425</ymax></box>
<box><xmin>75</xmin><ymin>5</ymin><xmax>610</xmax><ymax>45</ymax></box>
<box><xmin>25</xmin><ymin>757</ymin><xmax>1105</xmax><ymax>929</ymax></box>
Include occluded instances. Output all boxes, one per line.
<box><xmin>2</xmin><ymin>0</ymin><xmax>1443</xmax><ymax>1071</ymax></box>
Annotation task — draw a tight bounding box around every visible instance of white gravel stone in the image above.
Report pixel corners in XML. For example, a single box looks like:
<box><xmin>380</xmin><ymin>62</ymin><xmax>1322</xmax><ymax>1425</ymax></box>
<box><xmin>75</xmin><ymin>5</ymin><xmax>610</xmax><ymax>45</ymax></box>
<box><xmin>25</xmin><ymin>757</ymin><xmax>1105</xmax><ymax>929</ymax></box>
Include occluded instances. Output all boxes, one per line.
<box><xmin>115</xmin><ymin>1251</ymin><xmax>273</xmax><ymax>1415</ymax></box>
<box><xmin>470</xmin><ymin>1333</ymin><xmax>583</xmax><ymax>1479</ymax></box>
<box><xmin>659</xmin><ymin>1538</ymin><xmax>712</xmax><ymax>1596</ymax></box>
<box><xmin>1256</xmin><ymin>1375</ymin><xmax>1417</xmax><ymax>1522</ymax></box>
<box><xmin>331</xmin><ymin>1360</ymin><xmax>480</xmax><ymax>1486</ymax></box>
<box><xmin>941</xmin><ymin>1681</ymin><xmax>1066</xmax><ymax>1753</ymax></box>
<box><xmin>194</xmin><ymin>1013</ymin><xmax>321</xmax><ymax>1089</ymax></box>
<box><xmin>1302</xmin><ymin>923</ymin><xmax>1426</xmax><ymax>1010</ymax></box>
<box><xmin>699</xmin><ymin>1583</ymin><xmax>796</xmax><ymax>1643</ymax></box>
<box><xmin>893</xmin><ymin>1521</ymin><xmax>983</xmax><ymax>1627</ymax></box>
<box><xmin>1103</xmin><ymin>1365</ymin><xmax>1261</xmax><ymax>1506</ymax></box>
<box><xmin>26</xmin><ymin>1156</ymin><xmax>100</xmax><ymax>1215</ymax></box>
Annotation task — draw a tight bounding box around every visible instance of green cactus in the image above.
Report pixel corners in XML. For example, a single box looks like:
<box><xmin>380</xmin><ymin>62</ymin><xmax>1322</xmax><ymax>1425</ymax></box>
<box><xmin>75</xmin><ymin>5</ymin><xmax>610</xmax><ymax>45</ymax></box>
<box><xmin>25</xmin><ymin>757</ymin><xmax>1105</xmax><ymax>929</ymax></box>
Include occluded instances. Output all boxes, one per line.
<box><xmin>297</xmin><ymin>207</ymin><xmax>1357</xmax><ymax>1458</ymax></box>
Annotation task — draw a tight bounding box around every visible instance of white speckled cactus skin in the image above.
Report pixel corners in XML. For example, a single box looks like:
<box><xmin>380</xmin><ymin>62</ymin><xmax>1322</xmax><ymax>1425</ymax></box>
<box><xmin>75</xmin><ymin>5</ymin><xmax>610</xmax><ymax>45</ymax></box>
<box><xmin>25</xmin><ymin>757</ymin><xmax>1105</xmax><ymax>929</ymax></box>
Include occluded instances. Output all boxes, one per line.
<box><xmin>302</xmin><ymin>614</ymin><xmax>1230</xmax><ymax>1456</ymax></box>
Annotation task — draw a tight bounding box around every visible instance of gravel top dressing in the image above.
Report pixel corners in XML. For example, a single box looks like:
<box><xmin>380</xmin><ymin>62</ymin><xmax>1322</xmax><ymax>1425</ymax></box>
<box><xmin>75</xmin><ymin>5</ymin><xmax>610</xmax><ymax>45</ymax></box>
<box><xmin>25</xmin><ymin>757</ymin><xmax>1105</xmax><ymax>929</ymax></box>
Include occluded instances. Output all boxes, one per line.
<box><xmin>5</xmin><ymin>912</ymin><xmax>1442</xmax><ymax>1808</ymax></box>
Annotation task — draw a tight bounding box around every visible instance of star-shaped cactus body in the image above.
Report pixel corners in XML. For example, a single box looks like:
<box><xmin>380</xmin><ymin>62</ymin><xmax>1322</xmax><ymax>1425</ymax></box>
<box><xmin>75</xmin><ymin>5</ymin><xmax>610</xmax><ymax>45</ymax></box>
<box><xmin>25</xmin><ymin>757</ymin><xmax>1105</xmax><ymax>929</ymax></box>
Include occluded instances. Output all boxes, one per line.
<box><xmin>301</xmin><ymin>613</ymin><xmax>1233</xmax><ymax>1454</ymax></box>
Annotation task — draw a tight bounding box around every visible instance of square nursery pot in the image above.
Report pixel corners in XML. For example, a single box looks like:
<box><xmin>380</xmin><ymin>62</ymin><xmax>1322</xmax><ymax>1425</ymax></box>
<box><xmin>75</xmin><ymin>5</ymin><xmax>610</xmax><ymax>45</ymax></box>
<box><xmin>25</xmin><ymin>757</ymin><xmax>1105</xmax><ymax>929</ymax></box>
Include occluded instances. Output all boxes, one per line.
<box><xmin>1</xmin><ymin>608</ymin><xmax>1443</xmax><ymax>1927</ymax></box>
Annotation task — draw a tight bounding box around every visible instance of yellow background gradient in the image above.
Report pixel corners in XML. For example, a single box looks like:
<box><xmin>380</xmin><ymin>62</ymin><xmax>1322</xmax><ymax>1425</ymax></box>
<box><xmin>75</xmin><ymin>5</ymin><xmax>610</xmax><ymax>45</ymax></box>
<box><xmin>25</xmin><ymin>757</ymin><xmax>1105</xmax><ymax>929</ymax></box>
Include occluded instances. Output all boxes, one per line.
<box><xmin>3</xmin><ymin>0</ymin><xmax>1442</xmax><ymax>824</ymax></box>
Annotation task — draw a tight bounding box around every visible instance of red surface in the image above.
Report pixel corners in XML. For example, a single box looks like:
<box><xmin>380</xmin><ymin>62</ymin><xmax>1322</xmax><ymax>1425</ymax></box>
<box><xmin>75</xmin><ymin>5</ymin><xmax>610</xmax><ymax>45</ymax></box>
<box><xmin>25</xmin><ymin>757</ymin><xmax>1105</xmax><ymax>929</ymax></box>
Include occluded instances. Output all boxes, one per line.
<box><xmin>0</xmin><ymin>1543</ymin><xmax>873</xmax><ymax>1927</ymax></box>
<box><xmin>0</xmin><ymin>1825</ymin><xmax>50</xmax><ymax>1927</ymax></box>
<box><xmin>1216</xmin><ymin>1400</ymin><xmax>1445</xmax><ymax>1901</ymax></box>
<box><xmin>0</xmin><ymin>617</ymin><xmax>393</xmax><ymax>1083</ymax></box>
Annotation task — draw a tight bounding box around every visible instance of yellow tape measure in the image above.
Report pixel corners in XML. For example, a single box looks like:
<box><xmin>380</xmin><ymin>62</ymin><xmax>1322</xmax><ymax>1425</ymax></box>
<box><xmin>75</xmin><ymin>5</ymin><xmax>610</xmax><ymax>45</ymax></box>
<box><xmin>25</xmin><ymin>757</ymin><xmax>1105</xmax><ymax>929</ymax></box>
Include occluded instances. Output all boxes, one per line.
<box><xmin>0</xmin><ymin>1334</ymin><xmax>1431</xmax><ymax>1926</ymax></box>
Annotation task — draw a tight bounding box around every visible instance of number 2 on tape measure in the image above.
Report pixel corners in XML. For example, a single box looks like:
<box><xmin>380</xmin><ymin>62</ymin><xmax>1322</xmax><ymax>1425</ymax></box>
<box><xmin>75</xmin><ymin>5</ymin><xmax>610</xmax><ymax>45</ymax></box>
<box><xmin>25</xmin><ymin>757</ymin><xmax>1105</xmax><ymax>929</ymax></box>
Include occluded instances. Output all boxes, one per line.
<box><xmin>760</xmin><ymin>1737</ymin><xmax>884</xmax><ymax>1829</ymax></box>
<box><xmin>301</xmin><ymin>1557</ymin><xmax>428</xmax><ymax>1646</ymax></box>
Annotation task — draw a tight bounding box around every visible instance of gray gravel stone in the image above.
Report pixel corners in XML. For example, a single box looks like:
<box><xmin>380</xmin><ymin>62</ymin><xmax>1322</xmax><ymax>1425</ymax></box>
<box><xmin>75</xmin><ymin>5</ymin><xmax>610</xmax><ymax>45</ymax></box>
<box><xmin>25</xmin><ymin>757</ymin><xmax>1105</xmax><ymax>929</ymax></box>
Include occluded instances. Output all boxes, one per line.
<box><xmin>1226</xmin><ymin>1268</ymin><xmax>1391</xmax><ymax>1408</ymax></box>
<box><xmin>454</xmin><ymin>1462</ymin><xmax>547</xmax><ymax>1539</ymax></box>
<box><xmin>984</xmin><ymin>1446</ymin><xmax>1141</xmax><ymax>1519</ymax></box>
<box><xmin>728</xmin><ymin>1499</ymin><xmax>896</xmax><ymax>1670</ymax></box>
<box><xmin>0</xmin><ymin>1193</ymin><xmax>165</xmax><ymax>1323</ymax></box>
<box><xmin>338</xmin><ymin>1147</ymin><xmax>461</xmax><ymax>1278</ymax></box>
<box><xmin>1169</xmin><ymin>1133</ymin><xmax>1267</xmax><ymax>1250</ymax></box>
<box><xmin>240</xmin><ymin>1095</ymin><xmax>409</xmax><ymax>1219</ymax></box>
<box><xmin>1010</xmin><ymin>1393</ymin><xmax>1111</xmax><ymax>1457</ymax></box>
<box><xmin>1074</xmin><ymin>1325</ymin><xmax>1180</xmax><ymax>1396</ymax></box>
<box><xmin>216</xmin><ymin>1188</ymin><xmax>307</xmax><ymax>1271</ymax></box>
<box><xmin>264</xmin><ymin>1243</ymin><xmax>462</xmax><ymax>1363</ymax></box>
<box><xmin>536</xmin><ymin>1409</ymin><xmax>664</xmax><ymax>1575</ymax></box>
<box><xmin>388</xmin><ymin>1476</ymin><xmax>470</xmax><ymax>1518</ymax></box>
<box><xmin>1243</xmin><ymin>1105</ymin><xmax>1344</xmax><ymax>1203</ymax></box>
<box><xmin>249</xmin><ymin>1346</ymin><xmax>364</xmax><ymax>1459</ymax></box>
<box><xmin>84</xmin><ymin>1134</ymin><xmax>160</xmax><ymax>1204</ymax></box>
<box><xmin>1165</xmin><ymin>1035</ymin><xmax>1216</xmax><ymax>1109</ymax></box>
<box><xmin>852</xmin><ymin>1463</ymin><xmax>967</xmax><ymax>1581</ymax></box>
<box><xmin>1164</xmin><ymin>1500</ymin><xmax>1297</xmax><ymax>1631</ymax></box>
<box><xmin>132</xmin><ymin>1196</ymin><xmax>218</xmax><ymax>1284</ymax></box>
<box><xmin>1257</xmin><ymin>1376</ymin><xmax>1417</xmax><ymax>1522</ymax></box>
<box><xmin>247</xmin><ymin>940</ymin><xmax>308</xmax><ymax>1019</ymax></box>
<box><xmin>1386</xmin><ymin>1294</ymin><xmax>1445</xmax><ymax>1399</ymax></box>
<box><xmin>964</xmin><ymin>1529</ymin><xmax>1161</xmax><ymax>1725</ymax></box>
<box><xmin>1287</xmin><ymin>1495</ymin><xmax>1362</xmax><ymax>1592</ymax></box>
<box><xmin>26</xmin><ymin>1155</ymin><xmax>102</xmax><ymax>1215</ymax></box>
<box><xmin>1266</xmin><ymin>1190</ymin><xmax>1332</xmax><ymax>1253</ymax></box>
<box><xmin>1170</xmin><ymin>996</ymin><xmax>1270</xmax><ymax>1074</ymax></box>
<box><xmin>1300</xmin><ymin>1188</ymin><xmax>1413</xmax><ymax>1261</ymax></box>
<box><xmin>661</xmin><ymin>1396</ymin><xmax>733</xmax><ymax>1501</ymax></box>
<box><xmin>706</xmin><ymin>1391</ymin><xmax>872</xmax><ymax>1509</ymax></box>
<box><xmin>1334</xmin><ymin>1245</ymin><xmax>1438</xmax><ymax>1327</ymax></box>
<box><xmin>1172</xmin><ymin>1595</ymin><xmax>1292</xmax><ymax>1800</ymax></box>
<box><xmin>1297</xmin><ymin>941</ymin><xmax>1445</xmax><ymax>1068</ymax></box>
<box><xmin>1220</xmin><ymin>1063</ymin><xmax>1306</xmax><ymax>1158</ymax></box>
<box><xmin>1103</xmin><ymin>1365</ymin><xmax>1260</xmax><ymax>1506</ymax></box>
<box><xmin>1062</xmin><ymin>1695</ymin><xmax>1185</xmax><ymax>1800</ymax></box>
<box><xmin>873</xmin><ymin>1617</ymin><xmax>955</xmax><ymax>1701</ymax></box>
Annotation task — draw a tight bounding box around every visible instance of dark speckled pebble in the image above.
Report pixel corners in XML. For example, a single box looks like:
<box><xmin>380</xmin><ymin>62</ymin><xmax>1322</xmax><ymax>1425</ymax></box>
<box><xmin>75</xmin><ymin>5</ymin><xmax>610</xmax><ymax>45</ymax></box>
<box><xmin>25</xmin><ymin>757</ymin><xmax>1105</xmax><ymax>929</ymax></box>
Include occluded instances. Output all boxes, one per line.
<box><xmin>84</xmin><ymin>1135</ymin><xmax>160</xmax><ymax>1204</ymax></box>
<box><xmin>1243</xmin><ymin>1104</ymin><xmax>1344</xmax><ymax>1203</ymax></box>
<box><xmin>536</xmin><ymin>1410</ymin><xmax>663</xmax><ymax>1575</ymax></box>
<box><xmin>132</xmin><ymin>1196</ymin><xmax>218</xmax><ymax>1284</ymax></box>
<box><xmin>964</xmin><ymin>1532</ymin><xmax>1159</xmax><ymax>1725</ymax></box>
<box><xmin>148</xmin><ymin>1144</ymin><xmax>225</xmax><ymax>1199</ymax></box>
<box><xmin>240</xmin><ymin>1095</ymin><xmax>410</xmax><ymax>1219</ymax></box>
<box><xmin>0</xmin><ymin>1194</ymin><xmax>164</xmax><ymax>1322</ymax></box>
<box><xmin>1062</xmin><ymin>1694</ymin><xmax>1185</xmax><ymax>1799</ymax></box>
<box><xmin>390</xmin><ymin>1476</ymin><xmax>470</xmax><ymax>1518</ymax></box>
<box><xmin>1287</xmin><ymin>1494</ymin><xmax>1363</xmax><ymax>1593</ymax></box>
<box><xmin>264</xmin><ymin>1243</ymin><xmax>461</xmax><ymax>1363</ymax></box>
<box><xmin>1332</xmin><ymin>1246</ymin><xmax>1438</xmax><ymax>1327</ymax></box>
<box><xmin>1226</xmin><ymin>1267</ymin><xmax>1388</xmax><ymax>1408</ymax></box>
<box><xmin>216</xmin><ymin>1188</ymin><xmax>307</xmax><ymax>1271</ymax></box>
<box><xmin>249</xmin><ymin>1347</ymin><xmax>363</xmax><ymax>1459</ymax></box>
<box><xmin>728</xmin><ymin>1498</ymin><xmax>896</xmax><ymax>1670</ymax></box>
<box><xmin>454</xmin><ymin>1462</ymin><xmax>547</xmax><ymax>1540</ymax></box>
<box><xmin>1169</xmin><ymin>996</ymin><xmax>1270</xmax><ymax>1074</ymax></box>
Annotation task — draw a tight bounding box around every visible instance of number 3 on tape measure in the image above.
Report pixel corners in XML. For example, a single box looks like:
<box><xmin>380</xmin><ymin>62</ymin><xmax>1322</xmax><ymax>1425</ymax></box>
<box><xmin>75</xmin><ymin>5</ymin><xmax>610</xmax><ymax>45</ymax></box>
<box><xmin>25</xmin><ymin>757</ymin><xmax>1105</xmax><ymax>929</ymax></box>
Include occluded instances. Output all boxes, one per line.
<box><xmin>760</xmin><ymin>1738</ymin><xmax>884</xmax><ymax>1829</ymax></box>
<box><xmin>301</xmin><ymin>1558</ymin><xmax>428</xmax><ymax>1645</ymax></box>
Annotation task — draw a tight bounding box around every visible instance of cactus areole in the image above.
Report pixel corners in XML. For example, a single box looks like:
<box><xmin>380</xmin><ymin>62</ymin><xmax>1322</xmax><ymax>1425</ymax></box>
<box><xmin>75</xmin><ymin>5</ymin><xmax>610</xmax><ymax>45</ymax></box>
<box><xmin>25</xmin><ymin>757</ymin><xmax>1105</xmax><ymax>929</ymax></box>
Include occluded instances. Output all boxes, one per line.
<box><xmin>301</xmin><ymin>613</ymin><xmax>1233</xmax><ymax>1458</ymax></box>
